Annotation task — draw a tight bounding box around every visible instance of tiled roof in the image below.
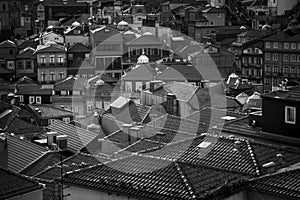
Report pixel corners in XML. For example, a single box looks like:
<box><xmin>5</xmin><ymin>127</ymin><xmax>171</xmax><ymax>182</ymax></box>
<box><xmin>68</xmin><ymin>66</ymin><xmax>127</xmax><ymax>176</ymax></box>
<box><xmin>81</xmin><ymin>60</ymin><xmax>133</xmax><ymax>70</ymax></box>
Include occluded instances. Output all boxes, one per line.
<box><xmin>74</xmin><ymin>109</ymin><xmax>105</xmax><ymax>127</ymax></box>
<box><xmin>47</xmin><ymin>120</ymin><xmax>99</xmax><ymax>152</ymax></box>
<box><xmin>16</xmin><ymin>84</ymin><xmax>53</xmax><ymax>95</ymax></box>
<box><xmin>0</xmin><ymin>67</ymin><xmax>13</xmax><ymax>74</ymax></box>
<box><xmin>20</xmin><ymin>151</ymin><xmax>68</xmax><ymax>177</ymax></box>
<box><xmin>17</xmin><ymin>40</ymin><xmax>39</xmax><ymax>50</ymax></box>
<box><xmin>152</xmin><ymin>82</ymin><xmax>197</xmax><ymax>102</ymax></box>
<box><xmin>127</xmin><ymin>33</ymin><xmax>162</xmax><ymax>46</ymax></box>
<box><xmin>88</xmin><ymin>74</ymin><xmax>118</xmax><ymax>85</ymax></box>
<box><xmin>5</xmin><ymin>117</ymin><xmax>44</xmax><ymax>135</ymax></box>
<box><xmin>0</xmin><ymin>40</ymin><xmax>16</xmax><ymax>48</ymax></box>
<box><xmin>15</xmin><ymin>76</ymin><xmax>37</xmax><ymax>85</ymax></box>
<box><xmin>122</xmin><ymin>63</ymin><xmax>157</xmax><ymax>81</ymax></box>
<box><xmin>35</xmin><ymin>43</ymin><xmax>66</xmax><ymax>54</ymax></box>
<box><xmin>142</xmin><ymin>133</ymin><xmax>260</xmax><ymax>176</ymax></box>
<box><xmin>16</xmin><ymin>47</ymin><xmax>35</xmax><ymax>59</ymax></box>
<box><xmin>41</xmin><ymin>0</ymin><xmax>86</xmax><ymax>6</ymax></box>
<box><xmin>63</xmin><ymin>155</ymin><xmax>247</xmax><ymax>200</ymax></box>
<box><xmin>111</xmin><ymin>101</ymin><xmax>151</xmax><ymax>124</ymax></box>
<box><xmin>28</xmin><ymin>104</ymin><xmax>73</xmax><ymax>119</ymax></box>
<box><xmin>237</xmin><ymin>30</ymin><xmax>273</xmax><ymax>38</ymax></box>
<box><xmin>0</xmin><ymin>133</ymin><xmax>48</xmax><ymax>173</ymax></box>
<box><xmin>261</xmin><ymin>86</ymin><xmax>300</xmax><ymax>102</ymax></box>
<box><xmin>68</xmin><ymin>43</ymin><xmax>90</xmax><ymax>52</ymax></box>
<box><xmin>62</xmin><ymin>13</ymin><xmax>90</xmax><ymax>26</ymax></box>
<box><xmin>155</xmin><ymin>64</ymin><xmax>203</xmax><ymax>82</ymax></box>
<box><xmin>0</xmin><ymin>167</ymin><xmax>43</xmax><ymax>200</ymax></box>
<box><xmin>35</xmin><ymin>152</ymin><xmax>111</xmax><ymax>180</ymax></box>
<box><xmin>263</xmin><ymin>31</ymin><xmax>290</xmax><ymax>42</ymax></box>
<box><xmin>54</xmin><ymin>76</ymin><xmax>86</xmax><ymax>91</ymax></box>
<box><xmin>0</xmin><ymin>102</ymin><xmax>20</xmax><ymax>130</ymax></box>
<box><xmin>0</xmin><ymin>78</ymin><xmax>14</xmax><ymax>91</ymax></box>
<box><xmin>284</xmin><ymin>32</ymin><xmax>300</xmax><ymax>42</ymax></box>
<box><xmin>249</xmin><ymin>167</ymin><xmax>300</xmax><ymax>199</ymax></box>
<box><xmin>185</xmin><ymin>107</ymin><xmax>246</xmax><ymax>127</ymax></box>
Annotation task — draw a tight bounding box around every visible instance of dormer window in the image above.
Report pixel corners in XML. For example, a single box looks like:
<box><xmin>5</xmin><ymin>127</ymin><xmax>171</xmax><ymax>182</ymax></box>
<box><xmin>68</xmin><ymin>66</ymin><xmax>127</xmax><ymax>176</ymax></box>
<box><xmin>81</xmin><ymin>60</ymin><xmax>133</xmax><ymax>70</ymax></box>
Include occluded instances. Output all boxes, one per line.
<box><xmin>285</xmin><ymin>106</ymin><xmax>296</xmax><ymax>124</ymax></box>
<box><xmin>74</xmin><ymin>30</ymin><xmax>81</xmax><ymax>34</ymax></box>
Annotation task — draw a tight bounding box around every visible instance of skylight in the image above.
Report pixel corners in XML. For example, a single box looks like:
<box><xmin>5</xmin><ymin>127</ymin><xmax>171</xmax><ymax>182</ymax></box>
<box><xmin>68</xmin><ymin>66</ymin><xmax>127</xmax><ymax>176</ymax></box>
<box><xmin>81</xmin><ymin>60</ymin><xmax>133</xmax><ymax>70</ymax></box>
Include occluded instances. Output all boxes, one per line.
<box><xmin>197</xmin><ymin>141</ymin><xmax>211</xmax><ymax>148</ymax></box>
<box><xmin>221</xmin><ymin>116</ymin><xmax>237</xmax><ymax>121</ymax></box>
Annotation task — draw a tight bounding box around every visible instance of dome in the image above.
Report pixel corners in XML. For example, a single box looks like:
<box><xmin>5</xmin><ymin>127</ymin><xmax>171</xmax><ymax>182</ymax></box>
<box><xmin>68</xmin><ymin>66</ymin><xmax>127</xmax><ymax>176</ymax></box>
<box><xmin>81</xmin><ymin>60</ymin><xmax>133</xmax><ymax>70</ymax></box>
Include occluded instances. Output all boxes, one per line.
<box><xmin>137</xmin><ymin>54</ymin><xmax>149</xmax><ymax>64</ymax></box>
<box><xmin>240</xmin><ymin>25</ymin><xmax>247</xmax><ymax>30</ymax></box>
<box><xmin>72</xmin><ymin>21</ymin><xmax>81</xmax><ymax>27</ymax></box>
<box><xmin>118</xmin><ymin>21</ymin><xmax>128</xmax><ymax>26</ymax></box>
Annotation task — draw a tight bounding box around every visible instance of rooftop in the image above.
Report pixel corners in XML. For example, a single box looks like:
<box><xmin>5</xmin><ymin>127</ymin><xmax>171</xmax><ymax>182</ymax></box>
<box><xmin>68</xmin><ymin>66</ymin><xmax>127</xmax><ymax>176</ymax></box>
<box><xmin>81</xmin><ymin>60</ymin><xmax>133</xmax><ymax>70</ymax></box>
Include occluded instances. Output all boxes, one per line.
<box><xmin>63</xmin><ymin>154</ymin><xmax>247</xmax><ymax>200</ymax></box>
<box><xmin>262</xmin><ymin>86</ymin><xmax>300</xmax><ymax>102</ymax></box>
<box><xmin>28</xmin><ymin>104</ymin><xmax>73</xmax><ymax>120</ymax></box>
<box><xmin>47</xmin><ymin>120</ymin><xmax>100</xmax><ymax>152</ymax></box>
<box><xmin>0</xmin><ymin>167</ymin><xmax>43</xmax><ymax>199</ymax></box>
<box><xmin>0</xmin><ymin>133</ymin><xmax>48</xmax><ymax>173</ymax></box>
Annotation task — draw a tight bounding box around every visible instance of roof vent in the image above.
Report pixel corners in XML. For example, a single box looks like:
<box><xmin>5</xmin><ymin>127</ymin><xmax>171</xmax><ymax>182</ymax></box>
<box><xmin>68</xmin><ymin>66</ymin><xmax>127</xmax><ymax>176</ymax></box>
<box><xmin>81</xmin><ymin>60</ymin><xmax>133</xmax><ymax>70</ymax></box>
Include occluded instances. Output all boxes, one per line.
<box><xmin>197</xmin><ymin>141</ymin><xmax>211</xmax><ymax>148</ymax></box>
<box><xmin>262</xmin><ymin>161</ymin><xmax>276</xmax><ymax>173</ymax></box>
<box><xmin>276</xmin><ymin>154</ymin><xmax>284</xmax><ymax>165</ymax></box>
<box><xmin>233</xmin><ymin>140</ymin><xmax>241</xmax><ymax>151</ymax></box>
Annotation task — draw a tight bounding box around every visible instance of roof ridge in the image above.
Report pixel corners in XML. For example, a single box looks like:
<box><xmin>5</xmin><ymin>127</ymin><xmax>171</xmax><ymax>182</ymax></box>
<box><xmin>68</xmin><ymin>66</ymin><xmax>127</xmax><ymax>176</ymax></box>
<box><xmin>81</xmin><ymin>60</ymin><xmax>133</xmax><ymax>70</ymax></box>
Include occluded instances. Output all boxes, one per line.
<box><xmin>174</xmin><ymin>162</ymin><xmax>197</xmax><ymax>199</ymax></box>
<box><xmin>245</xmin><ymin>140</ymin><xmax>261</xmax><ymax>176</ymax></box>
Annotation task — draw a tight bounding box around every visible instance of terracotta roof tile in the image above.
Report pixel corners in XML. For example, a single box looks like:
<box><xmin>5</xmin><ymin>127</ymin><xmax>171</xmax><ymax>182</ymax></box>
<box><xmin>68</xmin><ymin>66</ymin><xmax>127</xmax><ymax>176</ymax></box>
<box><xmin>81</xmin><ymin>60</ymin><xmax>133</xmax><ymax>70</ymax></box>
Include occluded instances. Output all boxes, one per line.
<box><xmin>47</xmin><ymin>120</ymin><xmax>99</xmax><ymax>152</ymax></box>
<box><xmin>0</xmin><ymin>167</ymin><xmax>42</xmax><ymax>199</ymax></box>
<box><xmin>28</xmin><ymin>104</ymin><xmax>73</xmax><ymax>119</ymax></box>
<box><xmin>0</xmin><ymin>134</ymin><xmax>48</xmax><ymax>173</ymax></box>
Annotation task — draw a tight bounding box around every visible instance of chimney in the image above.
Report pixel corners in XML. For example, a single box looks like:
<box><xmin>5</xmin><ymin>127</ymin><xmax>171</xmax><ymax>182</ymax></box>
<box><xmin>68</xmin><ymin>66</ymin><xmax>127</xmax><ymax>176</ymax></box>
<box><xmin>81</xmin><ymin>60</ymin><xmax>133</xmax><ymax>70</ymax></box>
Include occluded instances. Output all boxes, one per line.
<box><xmin>98</xmin><ymin>138</ymin><xmax>118</xmax><ymax>155</ymax></box>
<box><xmin>56</xmin><ymin>135</ymin><xmax>68</xmax><ymax>149</ymax></box>
<box><xmin>166</xmin><ymin>93</ymin><xmax>177</xmax><ymax>115</ymax></box>
<box><xmin>129</xmin><ymin>127</ymin><xmax>141</xmax><ymax>144</ymax></box>
<box><xmin>276</xmin><ymin>154</ymin><xmax>284</xmax><ymax>165</ymax></box>
<box><xmin>0</xmin><ymin>133</ymin><xmax>7</xmax><ymax>153</ymax></box>
<box><xmin>47</xmin><ymin>131</ymin><xmax>58</xmax><ymax>146</ymax></box>
<box><xmin>233</xmin><ymin>140</ymin><xmax>241</xmax><ymax>151</ymax></box>
<box><xmin>122</xmin><ymin>124</ymin><xmax>132</xmax><ymax>143</ymax></box>
<box><xmin>136</xmin><ymin>125</ymin><xmax>144</xmax><ymax>138</ymax></box>
<box><xmin>93</xmin><ymin>112</ymin><xmax>99</xmax><ymax>125</ymax></box>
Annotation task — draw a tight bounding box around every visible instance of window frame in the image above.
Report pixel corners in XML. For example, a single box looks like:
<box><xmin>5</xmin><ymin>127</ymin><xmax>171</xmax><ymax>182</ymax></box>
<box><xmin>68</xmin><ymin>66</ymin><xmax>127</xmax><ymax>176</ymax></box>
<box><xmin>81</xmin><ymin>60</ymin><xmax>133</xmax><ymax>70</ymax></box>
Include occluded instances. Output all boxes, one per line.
<box><xmin>285</xmin><ymin>106</ymin><xmax>296</xmax><ymax>125</ymax></box>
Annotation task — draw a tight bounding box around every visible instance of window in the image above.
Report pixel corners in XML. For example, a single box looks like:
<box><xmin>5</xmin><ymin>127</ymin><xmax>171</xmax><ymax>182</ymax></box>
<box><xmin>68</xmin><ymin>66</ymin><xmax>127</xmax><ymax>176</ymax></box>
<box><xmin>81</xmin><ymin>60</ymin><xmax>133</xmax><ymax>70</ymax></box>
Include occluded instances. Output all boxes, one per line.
<box><xmin>18</xmin><ymin>95</ymin><xmax>24</xmax><ymax>102</ymax></box>
<box><xmin>24</xmin><ymin>4</ymin><xmax>29</xmax><ymax>11</ymax></box>
<box><xmin>265</xmin><ymin>53</ymin><xmax>271</xmax><ymax>60</ymax></box>
<box><xmin>284</xmin><ymin>42</ymin><xmax>289</xmax><ymax>49</ymax></box>
<box><xmin>58</xmin><ymin>72</ymin><xmax>64</xmax><ymax>80</ymax></box>
<box><xmin>217</xmin><ymin>13</ymin><xmax>221</xmax><ymax>17</ymax></box>
<box><xmin>61</xmin><ymin>90</ymin><xmax>67</xmax><ymax>95</ymax></box>
<box><xmin>273</xmin><ymin>66</ymin><xmax>278</xmax><ymax>74</ymax></box>
<box><xmin>265</xmin><ymin>65</ymin><xmax>271</xmax><ymax>73</ymax></box>
<box><xmin>264</xmin><ymin>78</ymin><xmax>270</xmax><ymax>86</ymax></box>
<box><xmin>285</xmin><ymin>106</ymin><xmax>296</xmax><ymax>124</ymax></box>
<box><xmin>68</xmin><ymin>54</ymin><xmax>73</xmax><ymax>60</ymax></box>
<box><xmin>273</xmin><ymin>42</ymin><xmax>278</xmax><ymax>48</ymax></box>
<box><xmin>17</xmin><ymin>62</ymin><xmax>23</xmax><ymax>70</ymax></box>
<box><xmin>297</xmin><ymin>55</ymin><xmax>300</xmax><ymax>62</ymax></box>
<box><xmin>50</xmin><ymin>72</ymin><xmax>55</xmax><ymax>82</ymax></box>
<box><xmin>273</xmin><ymin>53</ymin><xmax>278</xmax><ymax>61</ymax></box>
<box><xmin>284</xmin><ymin>66</ymin><xmax>289</xmax><ymax>74</ymax></box>
<box><xmin>40</xmin><ymin>56</ymin><xmax>46</xmax><ymax>64</ymax></box>
<box><xmin>291</xmin><ymin>67</ymin><xmax>296</xmax><ymax>74</ymax></box>
<box><xmin>96</xmin><ymin>101</ymin><xmax>102</xmax><ymax>109</ymax></box>
<box><xmin>54</xmin><ymin>37</ymin><xmax>59</xmax><ymax>41</ymax></box>
<box><xmin>3</xmin><ymin>4</ymin><xmax>6</xmax><ymax>11</ymax></box>
<box><xmin>63</xmin><ymin>117</ymin><xmax>70</xmax><ymax>123</ymax></box>
<box><xmin>58</xmin><ymin>56</ymin><xmax>64</xmax><ymax>63</ymax></box>
<box><xmin>36</xmin><ymin>96</ymin><xmax>41</xmax><ymax>104</ymax></box>
<box><xmin>291</xmin><ymin>55</ymin><xmax>296</xmax><ymax>62</ymax></box>
<box><xmin>41</xmin><ymin>72</ymin><xmax>46</xmax><ymax>82</ymax></box>
<box><xmin>29</xmin><ymin>96</ymin><xmax>35</xmax><ymax>104</ymax></box>
<box><xmin>87</xmin><ymin>101</ymin><xmax>93</xmax><ymax>112</ymax></box>
<box><xmin>82</xmin><ymin>74</ymin><xmax>87</xmax><ymax>79</ymax></box>
<box><xmin>49</xmin><ymin>55</ymin><xmax>55</xmax><ymax>63</ymax></box>
<box><xmin>291</xmin><ymin>43</ymin><xmax>296</xmax><ymax>49</ymax></box>
<box><xmin>125</xmin><ymin>82</ymin><xmax>132</xmax><ymax>92</ymax></box>
<box><xmin>283</xmin><ymin>54</ymin><xmax>289</xmax><ymax>62</ymax></box>
<box><xmin>26</xmin><ymin>61</ymin><xmax>31</xmax><ymax>69</ymax></box>
<box><xmin>298</xmin><ymin>43</ymin><xmax>300</xmax><ymax>50</ymax></box>
<box><xmin>85</xmin><ymin>54</ymin><xmax>89</xmax><ymax>58</ymax></box>
<box><xmin>210</xmin><ymin>21</ymin><xmax>214</xmax><ymax>26</ymax></box>
<box><xmin>135</xmin><ymin>82</ymin><xmax>143</xmax><ymax>92</ymax></box>
<box><xmin>266</xmin><ymin>42</ymin><xmax>271</xmax><ymax>48</ymax></box>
